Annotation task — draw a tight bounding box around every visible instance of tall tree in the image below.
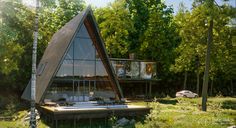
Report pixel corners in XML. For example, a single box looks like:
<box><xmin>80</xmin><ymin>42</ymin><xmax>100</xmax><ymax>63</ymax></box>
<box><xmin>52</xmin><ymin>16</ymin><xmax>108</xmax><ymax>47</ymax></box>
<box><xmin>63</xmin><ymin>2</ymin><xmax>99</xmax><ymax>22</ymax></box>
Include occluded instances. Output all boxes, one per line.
<box><xmin>0</xmin><ymin>1</ymin><xmax>34</xmax><ymax>92</ymax></box>
<box><xmin>172</xmin><ymin>1</ymin><xmax>233</xmax><ymax>98</ymax></box>
<box><xmin>0</xmin><ymin>0</ymin><xmax>85</xmax><ymax>94</ymax></box>
<box><xmin>95</xmin><ymin>0</ymin><xmax>134</xmax><ymax>57</ymax></box>
<box><xmin>0</xmin><ymin>1</ymin><xmax>30</xmax><ymax>75</ymax></box>
<box><xmin>126</xmin><ymin>0</ymin><xmax>149</xmax><ymax>53</ymax></box>
<box><xmin>170</xmin><ymin>3</ymin><xmax>194</xmax><ymax>90</ymax></box>
<box><xmin>202</xmin><ymin>9</ymin><xmax>213</xmax><ymax>111</ymax></box>
<box><xmin>30</xmin><ymin>0</ymin><xmax>39</xmax><ymax>126</ymax></box>
<box><xmin>140</xmin><ymin>1</ymin><xmax>180</xmax><ymax>78</ymax></box>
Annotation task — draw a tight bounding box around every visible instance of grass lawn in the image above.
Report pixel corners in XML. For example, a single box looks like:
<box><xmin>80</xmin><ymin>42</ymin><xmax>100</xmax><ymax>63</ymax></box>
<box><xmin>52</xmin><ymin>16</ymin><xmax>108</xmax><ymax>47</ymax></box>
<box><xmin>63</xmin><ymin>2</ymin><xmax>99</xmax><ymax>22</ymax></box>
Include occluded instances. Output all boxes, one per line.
<box><xmin>0</xmin><ymin>97</ymin><xmax>235</xmax><ymax>128</ymax></box>
<box><xmin>135</xmin><ymin>97</ymin><xmax>236</xmax><ymax>128</ymax></box>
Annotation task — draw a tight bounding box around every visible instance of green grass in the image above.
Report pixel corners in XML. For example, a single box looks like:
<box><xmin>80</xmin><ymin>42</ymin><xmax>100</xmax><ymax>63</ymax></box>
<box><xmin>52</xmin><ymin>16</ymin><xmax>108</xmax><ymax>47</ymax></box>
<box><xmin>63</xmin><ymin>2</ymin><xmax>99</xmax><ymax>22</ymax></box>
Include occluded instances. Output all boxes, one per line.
<box><xmin>0</xmin><ymin>110</ymin><xmax>48</xmax><ymax>128</ymax></box>
<box><xmin>135</xmin><ymin>97</ymin><xmax>236</xmax><ymax>128</ymax></box>
<box><xmin>0</xmin><ymin>97</ymin><xmax>235</xmax><ymax>128</ymax></box>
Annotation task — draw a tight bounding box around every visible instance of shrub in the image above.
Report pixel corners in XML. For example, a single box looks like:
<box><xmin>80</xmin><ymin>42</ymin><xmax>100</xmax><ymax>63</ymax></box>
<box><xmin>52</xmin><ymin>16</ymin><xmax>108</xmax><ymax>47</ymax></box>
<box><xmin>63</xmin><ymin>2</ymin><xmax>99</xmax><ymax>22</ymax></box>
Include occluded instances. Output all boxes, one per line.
<box><xmin>136</xmin><ymin>101</ymin><xmax>164</xmax><ymax>128</ymax></box>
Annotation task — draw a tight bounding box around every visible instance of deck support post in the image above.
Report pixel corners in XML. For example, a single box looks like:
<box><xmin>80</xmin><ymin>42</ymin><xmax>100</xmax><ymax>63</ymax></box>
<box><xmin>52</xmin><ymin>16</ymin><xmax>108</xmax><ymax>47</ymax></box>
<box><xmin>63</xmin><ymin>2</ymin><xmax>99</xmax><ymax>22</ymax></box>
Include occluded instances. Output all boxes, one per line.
<box><xmin>105</xmin><ymin>117</ymin><xmax>107</xmax><ymax>127</ymax></box>
<box><xmin>145</xmin><ymin>81</ymin><xmax>148</xmax><ymax>98</ymax></box>
<box><xmin>149</xmin><ymin>82</ymin><xmax>152</xmax><ymax>98</ymax></box>
<box><xmin>73</xmin><ymin>117</ymin><xmax>76</xmax><ymax>128</ymax></box>
<box><xmin>89</xmin><ymin>118</ymin><xmax>92</xmax><ymax>128</ymax></box>
<box><xmin>56</xmin><ymin>119</ymin><xmax>58</xmax><ymax>128</ymax></box>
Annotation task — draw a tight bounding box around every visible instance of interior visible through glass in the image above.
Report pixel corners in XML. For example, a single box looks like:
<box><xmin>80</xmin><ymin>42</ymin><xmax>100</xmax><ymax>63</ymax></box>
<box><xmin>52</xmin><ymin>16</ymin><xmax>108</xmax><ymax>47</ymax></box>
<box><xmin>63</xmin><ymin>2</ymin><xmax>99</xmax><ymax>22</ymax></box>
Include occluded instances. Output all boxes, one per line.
<box><xmin>44</xmin><ymin>23</ymin><xmax>114</xmax><ymax>104</ymax></box>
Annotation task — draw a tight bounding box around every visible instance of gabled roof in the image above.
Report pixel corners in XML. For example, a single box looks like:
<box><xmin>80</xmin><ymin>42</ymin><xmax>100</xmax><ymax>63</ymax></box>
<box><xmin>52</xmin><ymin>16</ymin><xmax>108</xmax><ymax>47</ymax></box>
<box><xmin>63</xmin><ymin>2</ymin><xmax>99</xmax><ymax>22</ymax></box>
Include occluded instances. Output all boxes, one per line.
<box><xmin>21</xmin><ymin>6</ymin><xmax>123</xmax><ymax>103</ymax></box>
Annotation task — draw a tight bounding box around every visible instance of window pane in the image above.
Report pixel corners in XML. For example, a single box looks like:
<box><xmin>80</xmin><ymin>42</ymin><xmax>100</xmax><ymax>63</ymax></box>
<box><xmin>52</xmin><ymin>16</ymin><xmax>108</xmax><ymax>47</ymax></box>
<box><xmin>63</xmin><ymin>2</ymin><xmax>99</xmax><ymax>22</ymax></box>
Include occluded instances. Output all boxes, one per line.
<box><xmin>129</xmin><ymin>61</ymin><xmax>140</xmax><ymax>78</ymax></box>
<box><xmin>140</xmin><ymin>62</ymin><xmax>156</xmax><ymax>79</ymax></box>
<box><xmin>56</xmin><ymin>59</ymin><xmax>73</xmax><ymax>77</ymax></box>
<box><xmin>74</xmin><ymin>38</ymin><xmax>95</xmax><ymax>60</ymax></box>
<box><xmin>44</xmin><ymin>81</ymin><xmax>73</xmax><ymax>102</ymax></box>
<box><xmin>111</xmin><ymin>61</ymin><xmax>126</xmax><ymax>78</ymax></box>
<box><xmin>96</xmin><ymin>60</ymin><xmax>108</xmax><ymax>77</ymax></box>
<box><xmin>37</xmin><ymin>62</ymin><xmax>47</xmax><ymax>76</ymax></box>
<box><xmin>65</xmin><ymin>43</ymin><xmax>74</xmax><ymax>59</ymax></box>
<box><xmin>76</xmin><ymin>23</ymin><xmax>90</xmax><ymax>38</ymax></box>
<box><xmin>74</xmin><ymin>60</ymin><xmax>95</xmax><ymax>77</ymax></box>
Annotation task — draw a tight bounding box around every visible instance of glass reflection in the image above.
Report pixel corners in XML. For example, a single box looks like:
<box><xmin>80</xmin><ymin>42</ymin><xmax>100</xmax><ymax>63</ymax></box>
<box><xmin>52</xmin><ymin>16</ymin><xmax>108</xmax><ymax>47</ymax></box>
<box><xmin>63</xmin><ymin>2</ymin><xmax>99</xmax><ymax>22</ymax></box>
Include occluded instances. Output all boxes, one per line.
<box><xmin>65</xmin><ymin>44</ymin><xmax>73</xmax><ymax>59</ymax></box>
<box><xmin>111</xmin><ymin>60</ymin><xmax>157</xmax><ymax>79</ymax></box>
<box><xmin>96</xmin><ymin>60</ymin><xmax>108</xmax><ymax>77</ymax></box>
<box><xmin>74</xmin><ymin>38</ymin><xmax>95</xmax><ymax>60</ymax></box>
<box><xmin>76</xmin><ymin>24</ymin><xmax>90</xmax><ymax>38</ymax></box>
<box><xmin>140</xmin><ymin>62</ymin><xmax>156</xmax><ymax>79</ymax></box>
<box><xmin>129</xmin><ymin>61</ymin><xmax>139</xmax><ymax>78</ymax></box>
<box><xmin>48</xmin><ymin>22</ymin><xmax>117</xmax><ymax>103</ymax></box>
<box><xmin>111</xmin><ymin>61</ymin><xmax>126</xmax><ymax>78</ymax></box>
<box><xmin>56</xmin><ymin>60</ymin><xmax>73</xmax><ymax>77</ymax></box>
<box><xmin>74</xmin><ymin>60</ymin><xmax>95</xmax><ymax>77</ymax></box>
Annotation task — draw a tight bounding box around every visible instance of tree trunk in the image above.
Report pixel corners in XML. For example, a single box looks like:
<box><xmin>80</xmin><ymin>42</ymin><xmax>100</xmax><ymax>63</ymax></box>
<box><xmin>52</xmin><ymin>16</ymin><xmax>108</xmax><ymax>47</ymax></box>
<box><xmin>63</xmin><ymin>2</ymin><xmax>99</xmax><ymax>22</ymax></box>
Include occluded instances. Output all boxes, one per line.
<box><xmin>231</xmin><ymin>80</ymin><xmax>233</xmax><ymax>95</ymax></box>
<box><xmin>197</xmin><ymin>69</ymin><xmax>200</xmax><ymax>95</ymax></box>
<box><xmin>210</xmin><ymin>77</ymin><xmax>214</xmax><ymax>96</ymax></box>
<box><xmin>30</xmin><ymin>0</ymin><xmax>39</xmax><ymax>127</ymax></box>
<box><xmin>202</xmin><ymin>18</ymin><xmax>213</xmax><ymax>112</ymax></box>
<box><xmin>184</xmin><ymin>71</ymin><xmax>188</xmax><ymax>89</ymax></box>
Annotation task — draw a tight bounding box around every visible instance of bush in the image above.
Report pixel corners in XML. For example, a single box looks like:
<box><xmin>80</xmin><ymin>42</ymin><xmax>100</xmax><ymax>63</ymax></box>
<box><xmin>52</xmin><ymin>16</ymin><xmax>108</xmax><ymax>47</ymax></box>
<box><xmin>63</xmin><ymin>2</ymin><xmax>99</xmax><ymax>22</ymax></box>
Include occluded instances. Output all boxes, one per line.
<box><xmin>136</xmin><ymin>101</ymin><xmax>164</xmax><ymax>128</ymax></box>
<box><xmin>222</xmin><ymin>100</ymin><xmax>236</xmax><ymax>110</ymax></box>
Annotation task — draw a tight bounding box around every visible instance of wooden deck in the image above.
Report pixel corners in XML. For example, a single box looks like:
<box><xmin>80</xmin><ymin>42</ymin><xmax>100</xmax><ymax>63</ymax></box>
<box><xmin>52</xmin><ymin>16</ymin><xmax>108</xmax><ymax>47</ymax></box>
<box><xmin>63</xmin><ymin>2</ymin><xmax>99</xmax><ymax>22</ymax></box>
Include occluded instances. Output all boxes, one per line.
<box><xmin>38</xmin><ymin>105</ymin><xmax>150</xmax><ymax>120</ymax></box>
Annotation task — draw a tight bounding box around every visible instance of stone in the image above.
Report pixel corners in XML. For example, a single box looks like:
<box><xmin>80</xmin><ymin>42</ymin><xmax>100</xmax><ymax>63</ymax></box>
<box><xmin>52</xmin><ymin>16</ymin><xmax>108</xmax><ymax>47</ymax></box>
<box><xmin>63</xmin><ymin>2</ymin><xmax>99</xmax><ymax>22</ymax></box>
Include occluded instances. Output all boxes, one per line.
<box><xmin>129</xmin><ymin>119</ymin><xmax>136</xmax><ymax>124</ymax></box>
<box><xmin>116</xmin><ymin>117</ymin><xmax>130</xmax><ymax>126</ymax></box>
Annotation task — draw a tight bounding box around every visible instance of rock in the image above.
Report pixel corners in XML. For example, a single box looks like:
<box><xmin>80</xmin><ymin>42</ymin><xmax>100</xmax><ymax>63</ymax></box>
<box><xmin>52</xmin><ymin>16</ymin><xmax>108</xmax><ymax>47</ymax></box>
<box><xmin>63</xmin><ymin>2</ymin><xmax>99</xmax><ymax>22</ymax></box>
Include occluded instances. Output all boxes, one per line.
<box><xmin>116</xmin><ymin>117</ymin><xmax>130</xmax><ymax>127</ymax></box>
<box><xmin>129</xmin><ymin>119</ymin><xmax>135</xmax><ymax>124</ymax></box>
<box><xmin>24</xmin><ymin>109</ymin><xmax>40</xmax><ymax>121</ymax></box>
<box><xmin>24</xmin><ymin>117</ymin><xmax>30</xmax><ymax>121</ymax></box>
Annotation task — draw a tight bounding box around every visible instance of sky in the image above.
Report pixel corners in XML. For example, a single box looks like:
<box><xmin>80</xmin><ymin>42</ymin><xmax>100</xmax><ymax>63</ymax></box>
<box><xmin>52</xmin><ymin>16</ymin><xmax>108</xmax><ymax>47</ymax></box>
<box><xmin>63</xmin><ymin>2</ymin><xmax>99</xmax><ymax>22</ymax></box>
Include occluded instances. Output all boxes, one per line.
<box><xmin>84</xmin><ymin>0</ymin><xmax>114</xmax><ymax>7</ymax></box>
<box><xmin>85</xmin><ymin>0</ymin><xmax>235</xmax><ymax>13</ymax></box>
<box><xmin>23</xmin><ymin>0</ymin><xmax>235</xmax><ymax>13</ymax></box>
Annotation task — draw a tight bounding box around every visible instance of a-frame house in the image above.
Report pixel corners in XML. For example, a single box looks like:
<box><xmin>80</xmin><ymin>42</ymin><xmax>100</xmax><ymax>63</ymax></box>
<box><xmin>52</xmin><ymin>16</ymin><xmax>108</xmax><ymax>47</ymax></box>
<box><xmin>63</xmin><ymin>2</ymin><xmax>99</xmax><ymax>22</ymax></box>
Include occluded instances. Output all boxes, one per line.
<box><xmin>22</xmin><ymin>6</ymin><xmax>123</xmax><ymax>104</ymax></box>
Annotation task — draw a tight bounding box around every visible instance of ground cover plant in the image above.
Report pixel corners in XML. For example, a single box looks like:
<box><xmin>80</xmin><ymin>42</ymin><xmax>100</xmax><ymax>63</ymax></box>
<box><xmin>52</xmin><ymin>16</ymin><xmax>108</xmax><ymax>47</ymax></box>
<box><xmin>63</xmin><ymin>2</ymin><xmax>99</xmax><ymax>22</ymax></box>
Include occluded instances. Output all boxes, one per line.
<box><xmin>135</xmin><ymin>97</ymin><xmax>236</xmax><ymax>128</ymax></box>
<box><xmin>0</xmin><ymin>97</ymin><xmax>235</xmax><ymax>128</ymax></box>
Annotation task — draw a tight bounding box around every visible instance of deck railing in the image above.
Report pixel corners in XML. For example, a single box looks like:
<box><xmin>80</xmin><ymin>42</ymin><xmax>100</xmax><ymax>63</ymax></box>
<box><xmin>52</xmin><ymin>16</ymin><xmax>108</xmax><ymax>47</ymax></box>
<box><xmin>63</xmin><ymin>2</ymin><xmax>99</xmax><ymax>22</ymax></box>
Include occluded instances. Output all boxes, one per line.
<box><xmin>110</xmin><ymin>58</ymin><xmax>157</xmax><ymax>80</ymax></box>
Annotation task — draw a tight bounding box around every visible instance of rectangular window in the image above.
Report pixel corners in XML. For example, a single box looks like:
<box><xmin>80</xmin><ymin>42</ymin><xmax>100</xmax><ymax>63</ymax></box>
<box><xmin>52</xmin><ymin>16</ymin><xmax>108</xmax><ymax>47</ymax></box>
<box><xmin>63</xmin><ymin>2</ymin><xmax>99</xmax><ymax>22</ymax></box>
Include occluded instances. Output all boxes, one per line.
<box><xmin>37</xmin><ymin>62</ymin><xmax>47</xmax><ymax>76</ymax></box>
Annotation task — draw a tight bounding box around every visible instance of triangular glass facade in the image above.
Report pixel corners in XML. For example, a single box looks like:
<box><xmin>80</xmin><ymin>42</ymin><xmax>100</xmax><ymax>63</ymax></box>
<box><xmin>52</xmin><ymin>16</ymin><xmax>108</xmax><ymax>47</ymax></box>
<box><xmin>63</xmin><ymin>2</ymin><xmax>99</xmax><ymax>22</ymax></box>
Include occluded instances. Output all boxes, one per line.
<box><xmin>56</xmin><ymin>23</ymin><xmax>107</xmax><ymax>78</ymax></box>
<box><xmin>44</xmin><ymin>23</ymin><xmax>114</xmax><ymax>103</ymax></box>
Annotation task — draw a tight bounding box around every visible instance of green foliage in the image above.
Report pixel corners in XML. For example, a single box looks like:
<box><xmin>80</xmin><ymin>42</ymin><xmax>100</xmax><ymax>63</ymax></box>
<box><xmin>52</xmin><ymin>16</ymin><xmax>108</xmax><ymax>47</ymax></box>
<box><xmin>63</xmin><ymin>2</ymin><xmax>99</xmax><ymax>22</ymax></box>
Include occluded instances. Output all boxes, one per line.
<box><xmin>0</xmin><ymin>98</ymin><xmax>235</xmax><ymax>127</ymax></box>
<box><xmin>137</xmin><ymin>102</ymin><xmax>162</xmax><ymax>128</ymax></box>
<box><xmin>0</xmin><ymin>1</ymin><xmax>30</xmax><ymax>74</ymax></box>
<box><xmin>38</xmin><ymin>0</ymin><xmax>85</xmax><ymax>57</ymax></box>
<box><xmin>171</xmin><ymin>3</ymin><xmax>234</xmax><ymax>79</ymax></box>
<box><xmin>0</xmin><ymin>0</ymin><xmax>85</xmax><ymax>91</ymax></box>
<box><xmin>109</xmin><ymin>114</ymin><xmax>118</xmax><ymax>126</ymax></box>
<box><xmin>126</xmin><ymin>0</ymin><xmax>149</xmax><ymax>52</ymax></box>
<box><xmin>0</xmin><ymin>0</ymin><xmax>235</xmax><ymax>121</ymax></box>
<box><xmin>140</xmin><ymin>1</ymin><xmax>179</xmax><ymax>73</ymax></box>
<box><xmin>95</xmin><ymin>0</ymin><xmax>134</xmax><ymax>57</ymax></box>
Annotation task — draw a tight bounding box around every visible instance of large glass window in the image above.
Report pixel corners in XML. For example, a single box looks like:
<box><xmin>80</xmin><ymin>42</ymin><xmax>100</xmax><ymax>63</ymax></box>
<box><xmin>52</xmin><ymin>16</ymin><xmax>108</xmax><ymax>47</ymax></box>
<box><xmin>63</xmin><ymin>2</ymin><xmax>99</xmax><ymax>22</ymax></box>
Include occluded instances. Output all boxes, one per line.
<box><xmin>74</xmin><ymin>38</ymin><xmax>95</xmax><ymax>60</ymax></box>
<box><xmin>74</xmin><ymin>60</ymin><xmax>95</xmax><ymax>77</ymax></box>
<box><xmin>51</xmin><ymin>22</ymin><xmax>114</xmax><ymax>103</ymax></box>
<box><xmin>44</xmin><ymin>81</ymin><xmax>73</xmax><ymax>102</ymax></box>
<box><xmin>56</xmin><ymin>60</ymin><xmax>73</xmax><ymax>77</ymax></box>
<box><xmin>96</xmin><ymin>60</ymin><xmax>108</xmax><ymax>77</ymax></box>
<box><xmin>65</xmin><ymin>44</ymin><xmax>73</xmax><ymax>59</ymax></box>
<box><xmin>76</xmin><ymin>24</ymin><xmax>90</xmax><ymax>38</ymax></box>
<box><xmin>56</xmin><ymin>23</ymin><xmax>108</xmax><ymax>78</ymax></box>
